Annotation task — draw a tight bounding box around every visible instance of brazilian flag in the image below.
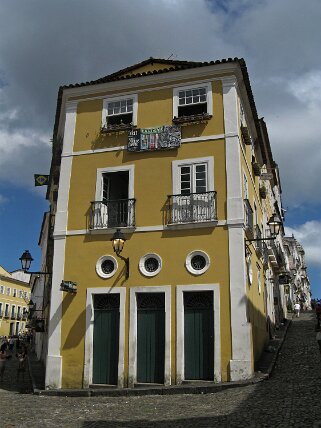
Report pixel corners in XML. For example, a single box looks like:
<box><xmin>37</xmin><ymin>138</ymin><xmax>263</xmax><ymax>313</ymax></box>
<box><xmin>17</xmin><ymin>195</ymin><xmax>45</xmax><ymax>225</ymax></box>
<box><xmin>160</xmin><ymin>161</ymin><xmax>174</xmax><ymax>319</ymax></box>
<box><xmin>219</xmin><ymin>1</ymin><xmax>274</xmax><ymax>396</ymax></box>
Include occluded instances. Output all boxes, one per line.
<box><xmin>34</xmin><ymin>174</ymin><xmax>49</xmax><ymax>186</ymax></box>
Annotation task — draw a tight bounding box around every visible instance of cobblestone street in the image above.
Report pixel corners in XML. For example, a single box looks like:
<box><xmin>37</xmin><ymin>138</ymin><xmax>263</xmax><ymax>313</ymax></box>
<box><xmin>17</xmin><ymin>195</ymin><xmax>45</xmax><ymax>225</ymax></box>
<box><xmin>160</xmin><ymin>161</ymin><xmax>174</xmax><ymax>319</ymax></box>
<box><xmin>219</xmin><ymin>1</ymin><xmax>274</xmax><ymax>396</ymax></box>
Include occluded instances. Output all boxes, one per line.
<box><xmin>0</xmin><ymin>312</ymin><xmax>320</xmax><ymax>427</ymax></box>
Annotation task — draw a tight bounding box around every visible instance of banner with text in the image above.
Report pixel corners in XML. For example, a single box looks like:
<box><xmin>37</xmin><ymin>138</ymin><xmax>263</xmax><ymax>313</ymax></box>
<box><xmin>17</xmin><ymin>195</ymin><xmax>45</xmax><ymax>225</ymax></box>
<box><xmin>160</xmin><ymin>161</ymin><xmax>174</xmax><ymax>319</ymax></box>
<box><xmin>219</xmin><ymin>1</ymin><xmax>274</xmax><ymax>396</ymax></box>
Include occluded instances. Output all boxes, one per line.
<box><xmin>128</xmin><ymin>125</ymin><xmax>181</xmax><ymax>152</ymax></box>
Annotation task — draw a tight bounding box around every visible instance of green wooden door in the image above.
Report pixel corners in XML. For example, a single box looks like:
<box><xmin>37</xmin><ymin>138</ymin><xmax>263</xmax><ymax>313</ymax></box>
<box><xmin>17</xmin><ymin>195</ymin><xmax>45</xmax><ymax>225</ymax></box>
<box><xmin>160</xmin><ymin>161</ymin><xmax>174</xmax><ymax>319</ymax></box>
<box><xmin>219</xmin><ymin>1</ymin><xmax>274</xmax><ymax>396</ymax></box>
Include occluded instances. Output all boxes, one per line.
<box><xmin>184</xmin><ymin>291</ymin><xmax>214</xmax><ymax>380</ymax></box>
<box><xmin>93</xmin><ymin>294</ymin><xmax>120</xmax><ymax>385</ymax></box>
<box><xmin>137</xmin><ymin>293</ymin><xmax>165</xmax><ymax>384</ymax></box>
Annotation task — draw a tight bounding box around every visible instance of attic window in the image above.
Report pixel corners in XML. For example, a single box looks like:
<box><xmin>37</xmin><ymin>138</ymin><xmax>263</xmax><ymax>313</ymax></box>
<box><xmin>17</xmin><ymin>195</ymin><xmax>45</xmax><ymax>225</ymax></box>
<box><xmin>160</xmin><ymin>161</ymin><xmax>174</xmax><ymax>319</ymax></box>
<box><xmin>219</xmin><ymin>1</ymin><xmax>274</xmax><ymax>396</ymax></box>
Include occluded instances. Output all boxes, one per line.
<box><xmin>102</xmin><ymin>94</ymin><xmax>138</xmax><ymax>131</ymax></box>
<box><xmin>173</xmin><ymin>82</ymin><xmax>212</xmax><ymax>123</ymax></box>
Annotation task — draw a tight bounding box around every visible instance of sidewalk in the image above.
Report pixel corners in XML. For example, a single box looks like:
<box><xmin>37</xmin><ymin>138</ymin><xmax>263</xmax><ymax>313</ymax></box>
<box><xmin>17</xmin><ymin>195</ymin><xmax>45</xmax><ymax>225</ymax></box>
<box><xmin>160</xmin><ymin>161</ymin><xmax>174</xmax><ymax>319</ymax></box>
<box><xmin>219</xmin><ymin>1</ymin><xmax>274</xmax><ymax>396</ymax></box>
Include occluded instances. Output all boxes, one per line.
<box><xmin>28</xmin><ymin>316</ymin><xmax>292</xmax><ymax>397</ymax></box>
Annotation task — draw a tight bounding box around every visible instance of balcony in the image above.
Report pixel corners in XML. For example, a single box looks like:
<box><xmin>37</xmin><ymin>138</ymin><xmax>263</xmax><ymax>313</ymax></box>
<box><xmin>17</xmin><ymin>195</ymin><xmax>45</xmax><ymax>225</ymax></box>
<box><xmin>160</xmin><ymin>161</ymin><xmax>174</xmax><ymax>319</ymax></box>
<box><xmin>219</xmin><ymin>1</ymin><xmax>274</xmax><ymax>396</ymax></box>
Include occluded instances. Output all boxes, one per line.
<box><xmin>255</xmin><ymin>225</ymin><xmax>263</xmax><ymax>257</ymax></box>
<box><xmin>267</xmin><ymin>241</ymin><xmax>286</xmax><ymax>271</ymax></box>
<box><xmin>166</xmin><ymin>191</ymin><xmax>217</xmax><ymax>225</ymax></box>
<box><xmin>90</xmin><ymin>199</ymin><xmax>136</xmax><ymax>230</ymax></box>
<box><xmin>244</xmin><ymin>199</ymin><xmax>254</xmax><ymax>239</ymax></box>
<box><xmin>262</xmin><ymin>242</ymin><xmax>269</xmax><ymax>267</ymax></box>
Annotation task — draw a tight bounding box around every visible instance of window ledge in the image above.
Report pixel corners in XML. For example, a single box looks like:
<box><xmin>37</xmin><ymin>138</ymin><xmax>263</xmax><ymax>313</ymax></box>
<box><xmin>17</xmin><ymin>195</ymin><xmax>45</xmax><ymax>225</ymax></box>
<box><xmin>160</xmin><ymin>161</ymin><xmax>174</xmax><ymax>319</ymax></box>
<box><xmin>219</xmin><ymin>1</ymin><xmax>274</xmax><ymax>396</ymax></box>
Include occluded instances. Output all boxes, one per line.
<box><xmin>89</xmin><ymin>226</ymin><xmax>136</xmax><ymax>235</ymax></box>
<box><xmin>101</xmin><ymin>124</ymin><xmax>136</xmax><ymax>134</ymax></box>
<box><xmin>166</xmin><ymin>220</ymin><xmax>217</xmax><ymax>231</ymax></box>
<box><xmin>172</xmin><ymin>113</ymin><xmax>212</xmax><ymax>125</ymax></box>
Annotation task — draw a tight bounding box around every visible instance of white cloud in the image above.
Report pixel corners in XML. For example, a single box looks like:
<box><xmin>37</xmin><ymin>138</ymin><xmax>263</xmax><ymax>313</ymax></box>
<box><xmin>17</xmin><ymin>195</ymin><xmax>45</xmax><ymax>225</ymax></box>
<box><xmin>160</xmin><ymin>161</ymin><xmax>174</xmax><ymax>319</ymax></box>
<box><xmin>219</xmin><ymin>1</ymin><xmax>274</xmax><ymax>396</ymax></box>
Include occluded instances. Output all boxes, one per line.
<box><xmin>0</xmin><ymin>130</ymin><xmax>51</xmax><ymax>187</ymax></box>
<box><xmin>0</xmin><ymin>0</ymin><xmax>320</xmax><ymax>207</ymax></box>
<box><xmin>285</xmin><ymin>221</ymin><xmax>321</xmax><ymax>267</ymax></box>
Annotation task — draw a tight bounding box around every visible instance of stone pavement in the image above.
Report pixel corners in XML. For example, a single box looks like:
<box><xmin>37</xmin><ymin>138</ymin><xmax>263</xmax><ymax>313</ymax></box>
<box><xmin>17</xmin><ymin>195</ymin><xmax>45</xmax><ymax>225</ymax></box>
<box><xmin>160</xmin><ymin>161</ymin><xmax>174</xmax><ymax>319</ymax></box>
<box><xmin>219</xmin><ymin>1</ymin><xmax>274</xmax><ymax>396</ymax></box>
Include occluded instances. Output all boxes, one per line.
<box><xmin>0</xmin><ymin>311</ymin><xmax>320</xmax><ymax>427</ymax></box>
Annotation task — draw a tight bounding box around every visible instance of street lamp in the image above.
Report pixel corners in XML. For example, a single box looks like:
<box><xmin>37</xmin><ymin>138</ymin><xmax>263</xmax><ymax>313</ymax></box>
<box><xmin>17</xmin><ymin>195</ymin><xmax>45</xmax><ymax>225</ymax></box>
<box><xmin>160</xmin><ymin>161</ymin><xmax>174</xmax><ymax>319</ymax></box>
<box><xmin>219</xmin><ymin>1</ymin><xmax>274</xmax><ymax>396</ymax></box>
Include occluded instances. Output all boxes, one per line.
<box><xmin>246</xmin><ymin>212</ymin><xmax>282</xmax><ymax>243</ymax></box>
<box><xmin>19</xmin><ymin>250</ymin><xmax>51</xmax><ymax>276</ymax></box>
<box><xmin>19</xmin><ymin>250</ymin><xmax>33</xmax><ymax>271</ymax></box>
<box><xmin>111</xmin><ymin>229</ymin><xmax>129</xmax><ymax>279</ymax></box>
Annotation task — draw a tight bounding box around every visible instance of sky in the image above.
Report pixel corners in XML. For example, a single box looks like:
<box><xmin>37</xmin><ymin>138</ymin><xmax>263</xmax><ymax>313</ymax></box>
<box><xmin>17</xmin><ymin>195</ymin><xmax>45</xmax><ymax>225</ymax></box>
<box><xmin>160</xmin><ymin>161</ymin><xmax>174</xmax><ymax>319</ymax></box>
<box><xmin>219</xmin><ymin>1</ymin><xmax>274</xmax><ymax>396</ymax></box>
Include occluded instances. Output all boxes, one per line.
<box><xmin>0</xmin><ymin>0</ymin><xmax>320</xmax><ymax>297</ymax></box>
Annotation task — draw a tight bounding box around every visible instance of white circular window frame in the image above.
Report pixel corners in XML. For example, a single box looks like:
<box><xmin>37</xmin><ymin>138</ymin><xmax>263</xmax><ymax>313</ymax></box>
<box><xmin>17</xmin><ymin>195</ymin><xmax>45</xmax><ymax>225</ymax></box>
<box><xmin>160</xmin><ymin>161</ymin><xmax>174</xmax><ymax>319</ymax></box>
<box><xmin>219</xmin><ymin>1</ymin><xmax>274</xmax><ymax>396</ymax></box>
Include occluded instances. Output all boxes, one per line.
<box><xmin>247</xmin><ymin>256</ymin><xmax>253</xmax><ymax>285</ymax></box>
<box><xmin>139</xmin><ymin>253</ymin><xmax>162</xmax><ymax>277</ymax></box>
<box><xmin>186</xmin><ymin>250</ymin><xmax>210</xmax><ymax>276</ymax></box>
<box><xmin>96</xmin><ymin>255</ymin><xmax>118</xmax><ymax>279</ymax></box>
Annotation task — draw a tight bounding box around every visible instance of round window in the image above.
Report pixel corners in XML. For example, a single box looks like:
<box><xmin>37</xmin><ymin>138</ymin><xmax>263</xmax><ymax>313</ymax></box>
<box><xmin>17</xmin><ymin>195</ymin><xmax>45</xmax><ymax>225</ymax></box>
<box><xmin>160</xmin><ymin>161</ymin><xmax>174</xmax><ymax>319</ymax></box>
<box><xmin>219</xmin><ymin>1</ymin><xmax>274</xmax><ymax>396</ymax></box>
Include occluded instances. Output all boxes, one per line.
<box><xmin>186</xmin><ymin>251</ymin><xmax>210</xmax><ymax>275</ymax></box>
<box><xmin>96</xmin><ymin>255</ymin><xmax>118</xmax><ymax>279</ymax></box>
<box><xmin>139</xmin><ymin>253</ymin><xmax>162</xmax><ymax>277</ymax></box>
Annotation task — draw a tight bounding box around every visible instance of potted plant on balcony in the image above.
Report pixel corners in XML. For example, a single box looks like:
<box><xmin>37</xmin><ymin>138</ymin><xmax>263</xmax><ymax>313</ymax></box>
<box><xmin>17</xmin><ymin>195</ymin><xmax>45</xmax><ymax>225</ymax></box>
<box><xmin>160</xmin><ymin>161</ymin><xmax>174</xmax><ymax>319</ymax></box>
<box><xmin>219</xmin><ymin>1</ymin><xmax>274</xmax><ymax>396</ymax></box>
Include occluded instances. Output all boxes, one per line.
<box><xmin>259</xmin><ymin>185</ymin><xmax>267</xmax><ymax>199</ymax></box>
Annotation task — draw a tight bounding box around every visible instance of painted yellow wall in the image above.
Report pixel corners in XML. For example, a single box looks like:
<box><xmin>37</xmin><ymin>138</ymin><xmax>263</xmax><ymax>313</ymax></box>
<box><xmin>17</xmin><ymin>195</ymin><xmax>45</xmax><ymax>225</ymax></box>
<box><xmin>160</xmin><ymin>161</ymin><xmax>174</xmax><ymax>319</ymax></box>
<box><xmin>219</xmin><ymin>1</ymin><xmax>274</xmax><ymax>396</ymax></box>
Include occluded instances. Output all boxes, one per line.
<box><xmin>60</xmin><ymin>227</ymin><xmax>231</xmax><ymax>388</ymax></box>
<box><xmin>59</xmin><ymin>73</ymin><xmax>237</xmax><ymax>387</ymax></box>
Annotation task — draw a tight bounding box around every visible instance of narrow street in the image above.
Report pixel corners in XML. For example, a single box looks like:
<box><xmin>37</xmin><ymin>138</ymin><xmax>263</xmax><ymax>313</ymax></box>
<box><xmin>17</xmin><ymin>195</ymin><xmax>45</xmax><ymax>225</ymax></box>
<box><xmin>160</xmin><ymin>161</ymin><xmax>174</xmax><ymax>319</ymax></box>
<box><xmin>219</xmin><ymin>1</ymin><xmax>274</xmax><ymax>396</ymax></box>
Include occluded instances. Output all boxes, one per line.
<box><xmin>0</xmin><ymin>312</ymin><xmax>320</xmax><ymax>427</ymax></box>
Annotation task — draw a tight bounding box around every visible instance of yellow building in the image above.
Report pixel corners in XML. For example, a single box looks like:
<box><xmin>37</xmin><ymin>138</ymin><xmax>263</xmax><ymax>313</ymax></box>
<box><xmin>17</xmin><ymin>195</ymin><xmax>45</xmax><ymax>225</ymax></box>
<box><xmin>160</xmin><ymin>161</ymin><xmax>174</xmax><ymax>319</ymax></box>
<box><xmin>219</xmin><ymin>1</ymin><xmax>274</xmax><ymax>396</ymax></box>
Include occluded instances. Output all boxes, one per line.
<box><xmin>0</xmin><ymin>266</ymin><xmax>30</xmax><ymax>337</ymax></box>
<box><xmin>44</xmin><ymin>58</ymin><xmax>286</xmax><ymax>389</ymax></box>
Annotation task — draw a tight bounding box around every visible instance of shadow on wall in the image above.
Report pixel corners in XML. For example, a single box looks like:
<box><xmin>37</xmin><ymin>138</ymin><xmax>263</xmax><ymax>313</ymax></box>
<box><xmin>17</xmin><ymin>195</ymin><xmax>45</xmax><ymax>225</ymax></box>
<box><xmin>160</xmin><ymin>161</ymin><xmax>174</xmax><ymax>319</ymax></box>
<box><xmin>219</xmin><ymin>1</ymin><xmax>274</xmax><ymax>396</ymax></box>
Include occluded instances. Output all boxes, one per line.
<box><xmin>241</xmin><ymin>293</ymin><xmax>278</xmax><ymax>365</ymax></box>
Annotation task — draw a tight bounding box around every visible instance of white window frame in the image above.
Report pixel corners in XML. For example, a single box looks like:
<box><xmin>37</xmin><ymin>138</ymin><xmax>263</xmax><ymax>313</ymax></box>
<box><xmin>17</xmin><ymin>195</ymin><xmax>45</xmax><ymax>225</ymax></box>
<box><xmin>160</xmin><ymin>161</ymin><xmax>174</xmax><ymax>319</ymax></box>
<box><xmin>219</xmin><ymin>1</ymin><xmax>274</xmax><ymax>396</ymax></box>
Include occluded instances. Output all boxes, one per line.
<box><xmin>11</xmin><ymin>305</ymin><xmax>16</xmax><ymax>318</ymax></box>
<box><xmin>173</xmin><ymin>82</ymin><xmax>213</xmax><ymax>118</ymax></box>
<box><xmin>84</xmin><ymin>287</ymin><xmax>126</xmax><ymax>388</ymax></box>
<box><xmin>95</xmin><ymin>165</ymin><xmax>135</xmax><ymax>202</ymax></box>
<box><xmin>172</xmin><ymin>156</ymin><xmax>214</xmax><ymax>195</ymax></box>
<box><xmin>247</xmin><ymin>254</ymin><xmax>253</xmax><ymax>286</ymax></box>
<box><xmin>257</xmin><ymin>264</ymin><xmax>261</xmax><ymax>295</ymax></box>
<box><xmin>5</xmin><ymin>304</ymin><xmax>9</xmax><ymax>317</ymax></box>
<box><xmin>96</xmin><ymin>255</ymin><xmax>118</xmax><ymax>279</ymax></box>
<box><xmin>102</xmin><ymin>93</ymin><xmax>138</xmax><ymax>128</ymax></box>
<box><xmin>94</xmin><ymin>165</ymin><xmax>135</xmax><ymax>230</ymax></box>
<box><xmin>128</xmin><ymin>286</ymin><xmax>171</xmax><ymax>387</ymax></box>
<box><xmin>0</xmin><ymin>286</ymin><xmax>4</xmax><ymax>294</ymax></box>
<box><xmin>176</xmin><ymin>283</ymin><xmax>221</xmax><ymax>383</ymax></box>
<box><xmin>6</xmin><ymin>287</ymin><xmax>11</xmax><ymax>296</ymax></box>
<box><xmin>243</xmin><ymin>171</ymin><xmax>248</xmax><ymax>200</ymax></box>
<box><xmin>185</xmin><ymin>250</ymin><xmax>211</xmax><ymax>276</ymax></box>
<box><xmin>139</xmin><ymin>253</ymin><xmax>162</xmax><ymax>277</ymax></box>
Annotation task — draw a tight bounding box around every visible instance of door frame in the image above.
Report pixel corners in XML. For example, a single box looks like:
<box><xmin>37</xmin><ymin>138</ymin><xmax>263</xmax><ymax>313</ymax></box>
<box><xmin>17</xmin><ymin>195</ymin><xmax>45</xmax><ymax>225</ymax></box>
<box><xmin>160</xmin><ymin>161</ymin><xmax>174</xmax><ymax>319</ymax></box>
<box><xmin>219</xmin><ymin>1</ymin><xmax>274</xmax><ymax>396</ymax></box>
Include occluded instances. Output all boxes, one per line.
<box><xmin>84</xmin><ymin>287</ymin><xmax>126</xmax><ymax>388</ymax></box>
<box><xmin>128</xmin><ymin>286</ymin><xmax>171</xmax><ymax>387</ymax></box>
<box><xmin>176</xmin><ymin>284</ymin><xmax>221</xmax><ymax>384</ymax></box>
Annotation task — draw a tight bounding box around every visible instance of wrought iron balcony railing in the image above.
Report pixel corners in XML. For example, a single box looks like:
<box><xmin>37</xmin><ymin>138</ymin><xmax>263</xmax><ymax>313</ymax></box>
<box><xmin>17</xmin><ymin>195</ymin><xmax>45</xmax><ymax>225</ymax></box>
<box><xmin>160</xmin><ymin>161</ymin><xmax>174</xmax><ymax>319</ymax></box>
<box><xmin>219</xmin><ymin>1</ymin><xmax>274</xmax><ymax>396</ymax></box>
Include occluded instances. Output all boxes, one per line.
<box><xmin>262</xmin><ymin>242</ymin><xmax>269</xmax><ymax>266</ymax></box>
<box><xmin>255</xmin><ymin>225</ymin><xmax>263</xmax><ymax>256</ymax></box>
<box><xmin>244</xmin><ymin>199</ymin><xmax>253</xmax><ymax>238</ymax></box>
<box><xmin>90</xmin><ymin>199</ymin><xmax>136</xmax><ymax>230</ymax></box>
<box><xmin>166</xmin><ymin>191</ymin><xmax>217</xmax><ymax>225</ymax></box>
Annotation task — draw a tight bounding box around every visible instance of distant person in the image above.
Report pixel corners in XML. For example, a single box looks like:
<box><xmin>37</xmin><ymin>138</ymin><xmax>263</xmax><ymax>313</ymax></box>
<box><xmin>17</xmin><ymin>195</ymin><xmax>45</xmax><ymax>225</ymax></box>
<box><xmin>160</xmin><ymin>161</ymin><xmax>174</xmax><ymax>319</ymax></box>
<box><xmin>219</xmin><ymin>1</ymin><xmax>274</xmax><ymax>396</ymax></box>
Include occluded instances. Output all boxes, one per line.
<box><xmin>16</xmin><ymin>348</ymin><xmax>27</xmax><ymax>381</ymax></box>
<box><xmin>316</xmin><ymin>329</ymin><xmax>321</xmax><ymax>355</ymax></box>
<box><xmin>0</xmin><ymin>343</ymin><xmax>11</xmax><ymax>381</ymax></box>
<box><xmin>8</xmin><ymin>337</ymin><xmax>14</xmax><ymax>352</ymax></box>
<box><xmin>316</xmin><ymin>303</ymin><xmax>321</xmax><ymax>324</ymax></box>
<box><xmin>294</xmin><ymin>302</ymin><xmax>301</xmax><ymax>318</ymax></box>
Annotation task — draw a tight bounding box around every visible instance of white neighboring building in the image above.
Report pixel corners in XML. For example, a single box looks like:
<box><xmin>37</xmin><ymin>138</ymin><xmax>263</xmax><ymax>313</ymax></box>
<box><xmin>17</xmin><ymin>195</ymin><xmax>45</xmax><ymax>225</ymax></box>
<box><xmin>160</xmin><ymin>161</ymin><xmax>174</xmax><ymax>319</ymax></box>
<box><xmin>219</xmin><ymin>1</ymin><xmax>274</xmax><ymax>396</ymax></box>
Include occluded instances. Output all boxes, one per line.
<box><xmin>283</xmin><ymin>235</ymin><xmax>311</xmax><ymax>310</ymax></box>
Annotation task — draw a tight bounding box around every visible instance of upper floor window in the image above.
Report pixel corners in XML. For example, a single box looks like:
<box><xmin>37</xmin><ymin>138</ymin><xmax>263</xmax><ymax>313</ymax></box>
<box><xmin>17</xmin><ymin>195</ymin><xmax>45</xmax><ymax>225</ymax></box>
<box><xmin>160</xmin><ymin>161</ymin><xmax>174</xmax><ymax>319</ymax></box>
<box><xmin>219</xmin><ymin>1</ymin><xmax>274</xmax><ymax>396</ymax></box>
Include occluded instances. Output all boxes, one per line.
<box><xmin>243</xmin><ymin>173</ymin><xmax>248</xmax><ymax>200</ymax></box>
<box><xmin>5</xmin><ymin>304</ymin><xmax>9</xmax><ymax>317</ymax></box>
<box><xmin>6</xmin><ymin>287</ymin><xmax>11</xmax><ymax>296</ymax></box>
<box><xmin>168</xmin><ymin>157</ymin><xmax>216</xmax><ymax>224</ymax></box>
<box><xmin>90</xmin><ymin>165</ymin><xmax>135</xmax><ymax>230</ymax></box>
<box><xmin>173</xmin><ymin>82</ymin><xmax>212</xmax><ymax>121</ymax></box>
<box><xmin>13</xmin><ymin>289</ymin><xmax>17</xmax><ymax>297</ymax></box>
<box><xmin>180</xmin><ymin>163</ymin><xmax>208</xmax><ymax>195</ymax></box>
<box><xmin>0</xmin><ymin>285</ymin><xmax>4</xmax><ymax>294</ymax></box>
<box><xmin>102</xmin><ymin>94</ymin><xmax>138</xmax><ymax>130</ymax></box>
<box><xmin>19</xmin><ymin>290</ymin><xmax>23</xmax><ymax>298</ymax></box>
